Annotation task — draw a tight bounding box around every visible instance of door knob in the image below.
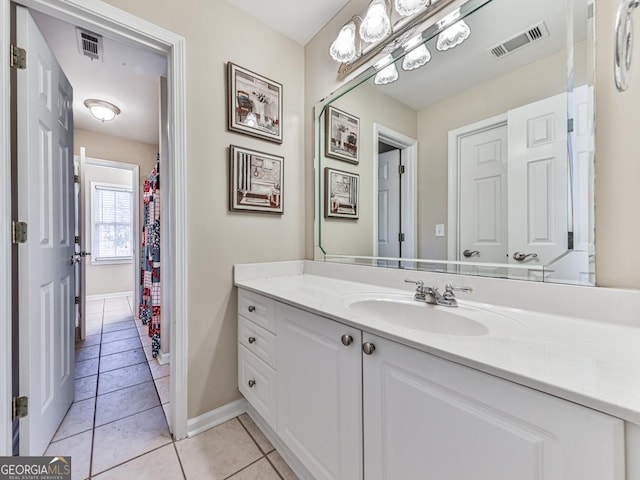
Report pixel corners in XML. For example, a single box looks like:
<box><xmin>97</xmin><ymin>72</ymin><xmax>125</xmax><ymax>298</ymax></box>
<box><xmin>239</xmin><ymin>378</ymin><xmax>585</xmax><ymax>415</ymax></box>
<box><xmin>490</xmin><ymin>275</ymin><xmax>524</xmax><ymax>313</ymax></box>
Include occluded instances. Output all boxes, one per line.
<box><xmin>463</xmin><ymin>250</ymin><xmax>479</xmax><ymax>258</ymax></box>
<box><xmin>248</xmin><ymin>305</ymin><xmax>256</xmax><ymax>313</ymax></box>
<box><xmin>248</xmin><ymin>379</ymin><xmax>256</xmax><ymax>388</ymax></box>
<box><xmin>248</xmin><ymin>336</ymin><xmax>256</xmax><ymax>344</ymax></box>
<box><xmin>513</xmin><ymin>252</ymin><xmax>538</xmax><ymax>262</ymax></box>
<box><xmin>341</xmin><ymin>334</ymin><xmax>353</xmax><ymax>346</ymax></box>
<box><xmin>362</xmin><ymin>342</ymin><xmax>376</xmax><ymax>355</ymax></box>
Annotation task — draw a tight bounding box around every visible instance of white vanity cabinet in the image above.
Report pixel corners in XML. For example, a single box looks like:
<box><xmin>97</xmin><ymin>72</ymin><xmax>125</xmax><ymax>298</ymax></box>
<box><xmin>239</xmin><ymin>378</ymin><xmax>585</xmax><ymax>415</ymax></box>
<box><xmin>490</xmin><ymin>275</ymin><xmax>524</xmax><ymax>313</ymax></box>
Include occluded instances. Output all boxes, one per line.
<box><xmin>237</xmin><ymin>289</ymin><xmax>626</xmax><ymax>480</ymax></box>
<box><xmin>276</xmin><ymin>303</ymin><xmax>363</xmax><ymax>480</ymax></box>
<box><xmin>362</xmin><ymin>333</ymin><xmax>625</xmax><ymax>480</ymax></box>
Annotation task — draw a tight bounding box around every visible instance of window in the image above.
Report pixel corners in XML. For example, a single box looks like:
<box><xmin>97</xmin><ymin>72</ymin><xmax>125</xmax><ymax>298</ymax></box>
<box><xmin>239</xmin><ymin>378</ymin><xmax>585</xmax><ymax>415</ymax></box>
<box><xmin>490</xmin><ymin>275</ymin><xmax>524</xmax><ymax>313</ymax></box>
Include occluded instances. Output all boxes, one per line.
<box><xmin>92</xmin><ymin>182</ymin><xmax>133</xmax><ymax>263</ymax></box>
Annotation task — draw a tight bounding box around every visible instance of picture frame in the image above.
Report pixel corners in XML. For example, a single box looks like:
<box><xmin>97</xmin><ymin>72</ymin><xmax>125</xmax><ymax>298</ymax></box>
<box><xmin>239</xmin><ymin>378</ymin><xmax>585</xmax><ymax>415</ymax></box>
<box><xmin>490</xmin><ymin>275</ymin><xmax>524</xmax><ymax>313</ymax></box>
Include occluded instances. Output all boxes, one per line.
<box><xmin>325</xmin><ymin>167</ymin><xmax>359</xmax><ymax>219</ymax></box>
<box><xmin>325</xmin><ymin>105</ymin><xmax>360</xmax><ymax>164</ymax></box>
<box><xmin>227</xmin><ymin>62</ymin><xmax>283</xmax><ymax>144</ymax></box>
<box><xmin>229</xmin><ymin>145</ymin><xmax>284</xmax><ymax>214</ymax></box>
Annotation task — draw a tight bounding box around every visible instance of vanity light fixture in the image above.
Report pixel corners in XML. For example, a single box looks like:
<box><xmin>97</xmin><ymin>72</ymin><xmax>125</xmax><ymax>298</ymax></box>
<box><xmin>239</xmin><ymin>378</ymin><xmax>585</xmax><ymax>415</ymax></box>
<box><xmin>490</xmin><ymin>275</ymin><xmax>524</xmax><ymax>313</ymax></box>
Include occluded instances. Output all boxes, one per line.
<box><xmin>395</xmin><ymin>0</ymin><xmax>430</xmax><ymax>17</ymax></box>
<box><xmin>374</xmin><ymin>63</ymin><xmax>399</xmax><ymax>85</ymax></box>
<box><xmin>436</xmin><ymin>19</ymin><xmax>471</xmax><ymax>51</ymax></box>
<box><xmin>360</xmin><ymin>0</ymin><xmax>392</xmax><ymax>43</ymax></box>
<box><xmin>330</xmin><ymin>19</ymin><xmax>360</xmax><ymax>62</ymax></box>
<box><xmin>402</xmin><ymin>34</ymin><xmax>431</xmax><ymax>71</ymax></box>
<box><xmin>84</xmin><ymin>99</ymin><xmax>121</xmax><ymax>122</ymax></box>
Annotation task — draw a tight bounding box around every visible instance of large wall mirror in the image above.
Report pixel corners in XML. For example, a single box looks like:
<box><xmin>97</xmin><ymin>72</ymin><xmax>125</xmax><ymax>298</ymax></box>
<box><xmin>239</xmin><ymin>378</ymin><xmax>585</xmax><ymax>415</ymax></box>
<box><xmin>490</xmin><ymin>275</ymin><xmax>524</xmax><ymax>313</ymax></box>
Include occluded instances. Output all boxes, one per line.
<box><xmin>315</xmin><ymin>0</ymin><xmax>595</xmax><ymax>286</ymax></box>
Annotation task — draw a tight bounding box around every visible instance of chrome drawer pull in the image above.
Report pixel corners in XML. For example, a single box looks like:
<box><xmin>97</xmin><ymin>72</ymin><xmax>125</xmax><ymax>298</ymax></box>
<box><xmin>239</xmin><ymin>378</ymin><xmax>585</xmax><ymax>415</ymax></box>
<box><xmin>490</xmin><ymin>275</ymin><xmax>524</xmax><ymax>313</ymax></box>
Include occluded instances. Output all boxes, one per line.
<box><xmin>248</xmin><ymin>379</ymin><xmax>256</xmax><ymax>388</ymax></box>
<box><xmin>248</xmin><ymin>305</ymin><xmax>256</xmax><ymax>313</ymax></box>
<box><xmin>341</xmin><ymin>334</ymin><xmax>354</xmax><ymax>346</ymax></box>
<box><xmin>248</xmin><ymin>336</ymin><xmax>256</xmax><ymax>344</ymax></box>
<box><xmin>362</xmin><ymin>342</ymin><xmax>376</xmax><ymax>355</ymax></box>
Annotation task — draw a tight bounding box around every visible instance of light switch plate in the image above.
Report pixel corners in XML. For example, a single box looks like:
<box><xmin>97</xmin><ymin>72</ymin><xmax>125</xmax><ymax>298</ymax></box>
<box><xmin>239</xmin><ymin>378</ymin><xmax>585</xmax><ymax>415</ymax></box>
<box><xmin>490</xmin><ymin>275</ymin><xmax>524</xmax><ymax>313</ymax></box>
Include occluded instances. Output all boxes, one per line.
<box><xmin>435</xmin><ymin>224</ymin><xmax>445</xmax><ymax>237</ymax></box>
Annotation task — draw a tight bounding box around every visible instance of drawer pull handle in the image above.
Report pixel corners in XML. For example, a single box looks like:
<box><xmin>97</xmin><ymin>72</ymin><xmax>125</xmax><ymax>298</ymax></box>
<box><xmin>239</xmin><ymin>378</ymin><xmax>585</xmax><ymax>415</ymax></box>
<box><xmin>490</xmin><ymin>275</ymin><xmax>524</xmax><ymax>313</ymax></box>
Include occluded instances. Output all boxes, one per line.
<box><xmin>248</xmin><ymin>305</ymin><xmax>256</xmax><ymax>313</ymax></box>
<box><xmin>341</xmin><ymin>334</ymin><xmax>353</xmax><ymax>346</ymax></box>
<box><xmin>248</xmin><ymin>336</ymin><xmax>256</xmax><ymax>344</ymax></box>
<box><xmin>248</xmin><ymin>379</ymin><xmax>256</xmax><ymax>388</ymax></box>
<box><xmin>362</xmin><ymin>342</ymin><xmax>376</xmax><ymax>355</ymax></box>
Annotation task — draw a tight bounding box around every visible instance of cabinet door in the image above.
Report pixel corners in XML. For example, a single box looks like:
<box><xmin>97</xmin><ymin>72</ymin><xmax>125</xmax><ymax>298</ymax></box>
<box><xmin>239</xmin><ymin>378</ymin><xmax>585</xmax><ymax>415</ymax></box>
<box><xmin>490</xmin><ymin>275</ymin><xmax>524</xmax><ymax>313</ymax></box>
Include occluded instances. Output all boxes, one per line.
<box><xmin>277</xmin><ymin>304</ymin><xmax>362</xmax><ymax>480</ymax></box>
<box><xmin>363</xmin><ymin>333</ymin><xmax>624</xmax><ymax>480</ymax></box>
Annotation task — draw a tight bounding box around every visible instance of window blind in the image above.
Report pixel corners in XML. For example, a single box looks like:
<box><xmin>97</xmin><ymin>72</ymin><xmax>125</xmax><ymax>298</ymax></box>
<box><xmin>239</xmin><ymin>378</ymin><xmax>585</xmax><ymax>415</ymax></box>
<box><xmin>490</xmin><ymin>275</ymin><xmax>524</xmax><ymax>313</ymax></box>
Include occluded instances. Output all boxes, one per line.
<box><xmin>93</xmin><ymin>185</ymin><xmax>133</xmax><ymax>261</ymax></box>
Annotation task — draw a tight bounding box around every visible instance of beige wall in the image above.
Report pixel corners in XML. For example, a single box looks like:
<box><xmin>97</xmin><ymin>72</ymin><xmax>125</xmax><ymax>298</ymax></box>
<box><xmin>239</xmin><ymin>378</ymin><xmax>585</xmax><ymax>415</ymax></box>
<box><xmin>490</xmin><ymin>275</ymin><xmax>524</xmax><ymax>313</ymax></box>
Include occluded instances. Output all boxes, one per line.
<box><xmin>83</xmin><ymin>164</ymin><xmax>134</xmax><ymax>297</ymax></box>
<box><xmin>75</xmin><ymin>129</ymin><xmax>158</xmax><ymax>297</ymax></box>
<box><xmin>101</xmin><ymin>0</ymin><xmax>306</xmax><ymax>418</ymax></box>
<box><xmin>320</xmin><ymin>84</ymin><xmax>417</xmax><ymax>255</ymax></box>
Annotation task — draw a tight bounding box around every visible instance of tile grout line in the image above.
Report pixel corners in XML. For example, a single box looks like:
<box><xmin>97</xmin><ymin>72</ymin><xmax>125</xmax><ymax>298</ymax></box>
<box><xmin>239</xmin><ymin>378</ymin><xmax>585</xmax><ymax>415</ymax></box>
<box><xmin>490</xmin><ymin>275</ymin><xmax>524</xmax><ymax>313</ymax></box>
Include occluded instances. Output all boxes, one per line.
<box><xmin>171</xmin><ymin>441</ymin><xmax>188</xmax><ymax>480</ymax></box>
<box><xmin>87</xmin><ymin>299</ymin><xmax>104</xmax><ymax>480</ymax></box>
<box><xmin>89</xmin><ymin>437</ymin><xmax>173</xmax><ymax>478</ymax></box>
<box><xmin>222</xmin><ymin>456</ymin><xmax>267</xmax><ymax>480</ymax></box>
<box><xmin>237</xmin><ymin>416</ymin><xmax>284</xmax><ymax>480</ymax></box>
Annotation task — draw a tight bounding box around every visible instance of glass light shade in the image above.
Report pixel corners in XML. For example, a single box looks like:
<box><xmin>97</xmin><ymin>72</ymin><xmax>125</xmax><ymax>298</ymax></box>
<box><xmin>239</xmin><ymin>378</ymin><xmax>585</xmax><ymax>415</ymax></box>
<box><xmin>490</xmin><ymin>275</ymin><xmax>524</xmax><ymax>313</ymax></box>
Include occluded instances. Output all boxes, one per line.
<box><xmin>330</xmin><ymin>22</ymin><xmax>357</xmax><ymax>62</ymax></box>
<box><xmin>84</xmin><ymin>99</ymin><xmax>121</xmax><ymax>122</ymax></box>
<box><xmin>395</xmin><ymin>0</ymin><xmax>429</xmax><ymax>16</ymax></box>
<box><xmin>374</xmin><ymin>63</ymin><xmax>399</xmax><ymax>85</ymax></box>
<box><xmin>436</xmin><ymin>20</ymin><xmax>471</xmax><ymax>51</ymax></box>
<box><xmin>360</xmin><ymin>0</ymin><xmax>391</xmax><ymax>43</ymax></box>
<box><xmin>402</xmin><ymin>44</ymin><xmax>431</xmax><ymax>71</ymax></box>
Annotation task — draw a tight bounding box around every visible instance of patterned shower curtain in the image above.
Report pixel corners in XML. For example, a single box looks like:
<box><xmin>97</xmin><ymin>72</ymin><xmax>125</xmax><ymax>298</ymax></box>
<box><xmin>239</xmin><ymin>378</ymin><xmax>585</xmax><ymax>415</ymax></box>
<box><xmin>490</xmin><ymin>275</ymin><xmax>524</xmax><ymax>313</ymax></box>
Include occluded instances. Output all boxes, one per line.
<box><xmin>139</xmin><ymin>158</ymin><xmax>161</xmax><ymax>358</ymax></box>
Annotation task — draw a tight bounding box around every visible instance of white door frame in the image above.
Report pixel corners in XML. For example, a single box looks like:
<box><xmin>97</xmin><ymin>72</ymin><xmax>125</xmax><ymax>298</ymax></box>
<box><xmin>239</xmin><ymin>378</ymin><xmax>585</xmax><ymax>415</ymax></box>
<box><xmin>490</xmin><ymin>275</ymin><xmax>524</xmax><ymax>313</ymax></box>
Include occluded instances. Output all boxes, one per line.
<box><xmin>372</xmin><ymin>124</ymin><xmax>417</xmax><ymax>259</ymax></box>
<box><xmin>0</xmin><ymin>0</ymin><xmax>189</xmax><ymax>454</ymax></box>
<box><xmin>447</xmin><ymin>113</ymin><xmax>507</xmax><ymax>262</ymax></box>
<box><xmin>82</xmin><ymin>156</ymin><xmax>140</xmax><ymax>306</ymax></box>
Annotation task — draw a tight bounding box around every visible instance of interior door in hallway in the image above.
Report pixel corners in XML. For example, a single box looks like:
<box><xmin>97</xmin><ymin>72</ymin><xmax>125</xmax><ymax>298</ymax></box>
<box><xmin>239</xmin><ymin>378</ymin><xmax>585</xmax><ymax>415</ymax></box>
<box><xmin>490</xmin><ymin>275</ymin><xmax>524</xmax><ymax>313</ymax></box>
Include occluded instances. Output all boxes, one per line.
<box><xmin>15</xmin><ymin>5</ymin><xmax>75</xmax><ymax>455</ymax></box>
<box><xmin>377</xmin><ymin>150</ymin><xmax>401</xmax><ymax>259</ymax></box>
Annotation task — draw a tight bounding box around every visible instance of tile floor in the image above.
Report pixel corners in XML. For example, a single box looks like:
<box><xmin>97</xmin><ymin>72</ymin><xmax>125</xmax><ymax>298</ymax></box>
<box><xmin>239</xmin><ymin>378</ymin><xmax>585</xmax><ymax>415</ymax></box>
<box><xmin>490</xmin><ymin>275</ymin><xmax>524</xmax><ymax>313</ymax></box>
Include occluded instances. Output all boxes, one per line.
<box><xmin>45</xmin><ymin>296</ymin><xmax>298</xmax><ymax>480</ymax></box>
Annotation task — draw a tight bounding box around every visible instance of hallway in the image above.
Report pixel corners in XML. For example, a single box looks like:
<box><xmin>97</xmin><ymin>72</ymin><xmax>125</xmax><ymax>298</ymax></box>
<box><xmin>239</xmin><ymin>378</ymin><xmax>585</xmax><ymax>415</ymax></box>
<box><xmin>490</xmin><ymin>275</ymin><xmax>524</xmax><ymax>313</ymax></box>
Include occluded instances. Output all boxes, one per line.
<box><xmin>44</xmin><ymin>297</ymin><xmax>297</xmax><ymax>479</ymax></box>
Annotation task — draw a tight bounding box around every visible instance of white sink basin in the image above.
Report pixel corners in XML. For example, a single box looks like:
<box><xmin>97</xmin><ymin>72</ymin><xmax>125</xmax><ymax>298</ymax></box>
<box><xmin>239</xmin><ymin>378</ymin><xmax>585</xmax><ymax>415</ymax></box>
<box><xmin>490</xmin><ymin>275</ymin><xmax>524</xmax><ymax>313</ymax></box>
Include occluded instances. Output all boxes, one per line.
<box><xmin>343</xmin><ymin>293</ymin><xmax>523</xmax><ymax>337</ymax></box>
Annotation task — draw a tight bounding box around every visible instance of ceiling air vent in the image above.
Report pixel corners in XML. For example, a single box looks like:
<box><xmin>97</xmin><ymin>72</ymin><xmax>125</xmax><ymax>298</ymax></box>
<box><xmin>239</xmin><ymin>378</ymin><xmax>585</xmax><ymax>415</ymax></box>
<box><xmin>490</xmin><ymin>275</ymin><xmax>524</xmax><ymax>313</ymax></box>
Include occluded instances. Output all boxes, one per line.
<box><xmin>488</xmin><ymin>22</ymin><xmax>550</xmax><ymax>60</ymax></box>
<box><xmin>76</xmin><ymin>28</ymin><xmax>103</xmax><ymax>61</ymax></box>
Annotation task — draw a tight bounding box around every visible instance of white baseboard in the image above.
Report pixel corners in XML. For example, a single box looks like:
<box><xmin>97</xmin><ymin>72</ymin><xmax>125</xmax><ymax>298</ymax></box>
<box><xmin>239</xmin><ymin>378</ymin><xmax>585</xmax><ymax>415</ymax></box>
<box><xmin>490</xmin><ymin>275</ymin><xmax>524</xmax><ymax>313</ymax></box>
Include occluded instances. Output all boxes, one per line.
<box><xmin>187</xmin><ymin>398</ymin><xmax>248</xmax><ymax>438</ymax></box>
<box><xmin>86</xmin><ymin>291</ymin><xmax>133</xmax><ymax>301</ymax></box>
<box><xmin>247</xmin><ymin>406</ymin><xmax>314</xmax><ymax>480</ymax></box>
<box><xmin>157</xmin><ymin>351</ymin><xmax>170</xmax><ymax>365</ymax></box>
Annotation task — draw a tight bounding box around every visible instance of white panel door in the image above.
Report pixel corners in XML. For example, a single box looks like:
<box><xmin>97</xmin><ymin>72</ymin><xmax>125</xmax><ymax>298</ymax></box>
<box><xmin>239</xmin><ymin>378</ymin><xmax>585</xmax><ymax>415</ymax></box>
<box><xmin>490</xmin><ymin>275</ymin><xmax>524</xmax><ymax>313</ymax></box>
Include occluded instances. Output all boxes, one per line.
<box><xmin>377</xmin><ymin>150</ymin><xmax>400</xmax><ymax>258</ymax></box>
<box><xmin>276</xmin><ymin>304</ymin><xmax>362</xmax><ymax>480</ymax></box>
<box><xmin>458</xmin><ymin>124</ymin><xmax>508</xmax><ymax>266</ymax></box>
<box><xmin>508</xmin><ymin>93</ymin><xmax>568</xmax><ymax>267</ymax></box>
<box><xmin>16</xmin><ymin>6</ymin><xmax>75</xmax><ymax>455</ymax></box>
<box><xmin>363</xmin><ymin>334</ymin><xmax>624</xmax><ymax>480</ymax></box>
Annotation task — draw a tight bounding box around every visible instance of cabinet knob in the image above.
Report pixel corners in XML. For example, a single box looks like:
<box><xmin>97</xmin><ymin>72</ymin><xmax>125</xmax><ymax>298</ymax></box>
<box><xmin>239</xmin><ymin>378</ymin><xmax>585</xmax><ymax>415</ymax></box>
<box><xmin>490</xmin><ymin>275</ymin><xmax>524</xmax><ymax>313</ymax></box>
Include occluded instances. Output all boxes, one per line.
<box><xmin>341</xmin><ymin>334</ymin><xmax>353</xmax><ymax>346</ymax></box>
<box><xmin>248</xmin><ymin>379</ymin><xmax>256</xmax><ymax>388</ymax></box>
<box><xmin>362</xmin><ymin>342</ymin><xmax>376</xmax><ymax>355</ymax></box>
<box><xmin>248</xmin><ymin>336</ymin><xmax>256</xmax><ymax>344</ymax></box>
<box><xmin>248</xmin><ymin>305</ymin><xmax>256</xmax><ymax>312</ymax></box>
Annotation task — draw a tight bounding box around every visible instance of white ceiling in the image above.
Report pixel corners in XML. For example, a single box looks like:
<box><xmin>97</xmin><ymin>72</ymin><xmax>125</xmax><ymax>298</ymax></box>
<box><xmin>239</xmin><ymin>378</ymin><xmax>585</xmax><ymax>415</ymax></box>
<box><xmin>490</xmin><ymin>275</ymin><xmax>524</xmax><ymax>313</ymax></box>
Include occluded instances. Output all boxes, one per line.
<box><xmin>32</xmin><ymin>11</ymin><xmax>167</xmax><ymax>145</ymax></box>
<box><xmin>369</xmin><ymin>0</ymin><xmax>588</xmax><ymax>110</ymax></box>
<box><xmin>224</xmin><ymin>0</ymin><xmax>352</xmax><ymax>45</ymax></box>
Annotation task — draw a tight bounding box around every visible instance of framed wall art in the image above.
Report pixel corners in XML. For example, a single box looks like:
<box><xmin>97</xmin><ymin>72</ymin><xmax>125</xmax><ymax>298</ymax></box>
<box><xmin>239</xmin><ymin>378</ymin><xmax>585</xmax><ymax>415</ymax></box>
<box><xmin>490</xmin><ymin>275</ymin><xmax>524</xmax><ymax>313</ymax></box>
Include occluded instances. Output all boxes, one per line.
<box><xmin>227</xmin><ymin>62</ymin><xmax>283</xmax><ymax>144</ymax></box>
<box><xmin>325</xmin><ymin>106</ymin><xmax>359</xmax><ymax>164</ymax></box>
<box><xmin>325</xmin><ymin>167</ymin><xmax>359</xmax><ymax>219</ymax></box>
<box><xmin>229</xmin><ymin>145</ymin><xmax>284</xmax><ymax>214</ymax></box>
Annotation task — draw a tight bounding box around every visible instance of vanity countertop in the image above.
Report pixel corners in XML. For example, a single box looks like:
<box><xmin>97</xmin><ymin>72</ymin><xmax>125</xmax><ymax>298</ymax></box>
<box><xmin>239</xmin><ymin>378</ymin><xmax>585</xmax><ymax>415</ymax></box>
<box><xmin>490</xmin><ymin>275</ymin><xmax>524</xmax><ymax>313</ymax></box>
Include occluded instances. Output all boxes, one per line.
<box><xmin>235</xmin><ymin>272</ymin><xmax>640</xmax><ymax>425</ymax></box>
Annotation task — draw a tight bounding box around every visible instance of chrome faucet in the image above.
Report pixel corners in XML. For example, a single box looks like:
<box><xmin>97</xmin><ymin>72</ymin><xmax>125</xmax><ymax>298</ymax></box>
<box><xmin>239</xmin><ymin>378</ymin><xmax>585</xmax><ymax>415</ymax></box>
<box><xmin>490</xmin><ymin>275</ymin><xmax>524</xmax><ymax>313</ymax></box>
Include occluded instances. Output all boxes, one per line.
<box><xmin>405</xmin><ymin>280</ymin><xmax>473</xmax><ymax>308</ymax></box>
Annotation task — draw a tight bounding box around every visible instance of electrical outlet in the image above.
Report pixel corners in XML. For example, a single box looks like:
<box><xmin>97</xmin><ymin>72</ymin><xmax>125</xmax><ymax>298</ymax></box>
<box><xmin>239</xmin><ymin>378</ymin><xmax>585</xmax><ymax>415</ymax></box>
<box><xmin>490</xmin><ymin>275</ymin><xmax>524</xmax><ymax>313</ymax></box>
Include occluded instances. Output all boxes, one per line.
<box><xmin>435</xmin><ymin>224</ymin><xmax>445</xmax><ymax>237</ymax></box>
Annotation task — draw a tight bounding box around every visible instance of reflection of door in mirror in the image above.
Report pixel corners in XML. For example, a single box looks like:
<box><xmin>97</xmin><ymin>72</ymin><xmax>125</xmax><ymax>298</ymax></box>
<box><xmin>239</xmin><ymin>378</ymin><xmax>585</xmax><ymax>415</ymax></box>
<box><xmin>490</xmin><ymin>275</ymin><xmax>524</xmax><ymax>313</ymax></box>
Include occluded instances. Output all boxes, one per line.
<box><xmin>377</xmin><ymin>147</ymin><xmax>401</xmax><ymax>260</ymax></box>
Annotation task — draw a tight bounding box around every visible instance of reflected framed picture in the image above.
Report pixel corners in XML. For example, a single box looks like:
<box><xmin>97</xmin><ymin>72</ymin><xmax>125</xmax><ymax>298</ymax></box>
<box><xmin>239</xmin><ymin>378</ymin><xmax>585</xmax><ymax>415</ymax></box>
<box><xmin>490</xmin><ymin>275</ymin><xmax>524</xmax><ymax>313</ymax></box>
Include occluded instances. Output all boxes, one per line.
<box><xmin>325</xmin><ymin>106</ymin><xmax>359</xmax><ymax>164</ymax></box>
<box><xmin>227</xmin><ymin>62</ymin><xmax>283</xmax><ymax>144</ymax></box>
<box><xmin>325</xmin><ymin>167</ymin><xmax>359</xmax><ymax>219</ymax></box>
<box><xmin>229</xmin><ymin>145</ymin><xmax>284</xmax><ymax>214</ymax></box>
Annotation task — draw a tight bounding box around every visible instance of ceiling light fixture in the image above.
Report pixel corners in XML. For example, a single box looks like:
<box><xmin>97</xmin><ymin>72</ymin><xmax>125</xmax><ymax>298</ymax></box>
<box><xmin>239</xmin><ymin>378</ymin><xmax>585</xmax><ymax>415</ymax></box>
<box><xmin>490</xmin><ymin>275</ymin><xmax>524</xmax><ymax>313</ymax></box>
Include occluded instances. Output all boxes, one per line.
<box><xmin>84</xmin><ymin>99</ymin><xmax>121</xmax><ymax>122</ymax></box>
<box><xmin>436</xmin><ymin>20</ymin><xmax>471</xmax><ymax>51</ymax></box>
<box><xmin>374</xmin><ymin>63</ymin><xmax>399</xmax><ymax>85</ymax></box>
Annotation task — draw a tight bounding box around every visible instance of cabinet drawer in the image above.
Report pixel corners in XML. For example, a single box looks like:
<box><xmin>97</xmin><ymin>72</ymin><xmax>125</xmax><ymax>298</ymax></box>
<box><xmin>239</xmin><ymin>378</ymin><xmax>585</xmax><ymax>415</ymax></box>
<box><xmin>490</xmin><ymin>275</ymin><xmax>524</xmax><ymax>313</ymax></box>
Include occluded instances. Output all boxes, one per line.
<box><xmin>238</xmin><ymin>344</ymin><xmax>276</xmax><ymax>429</ymax></box>
<box><xmin>238</xmin><ymin>289</ymin><xmax>276</xmax><ymax>333</ymax></box>
<box><xmin>239</xmin><ymin>315</ymin><xmax>276</xmax><ymax>368</ymax></box>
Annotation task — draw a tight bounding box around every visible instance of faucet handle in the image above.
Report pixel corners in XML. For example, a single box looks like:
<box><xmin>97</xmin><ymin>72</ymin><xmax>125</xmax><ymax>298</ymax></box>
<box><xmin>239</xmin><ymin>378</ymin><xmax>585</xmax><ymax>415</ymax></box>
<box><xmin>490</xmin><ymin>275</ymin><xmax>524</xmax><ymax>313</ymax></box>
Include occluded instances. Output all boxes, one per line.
<box><xmin>404</xmin><ymin>279</ymin><xmax>424</xmax><ymax>290</ymax></box>
<box><xmin>445</xmin><ymin>284</ymin><xmax>473</xmax><ymax>294</ymax></box>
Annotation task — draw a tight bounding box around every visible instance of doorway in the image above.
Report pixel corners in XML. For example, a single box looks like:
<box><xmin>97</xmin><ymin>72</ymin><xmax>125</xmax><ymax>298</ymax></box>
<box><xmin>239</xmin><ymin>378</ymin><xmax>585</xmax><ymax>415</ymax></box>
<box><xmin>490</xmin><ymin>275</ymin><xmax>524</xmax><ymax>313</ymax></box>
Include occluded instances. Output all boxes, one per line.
<box><xmin>1</xmin><ymin>0</ymin><xmax>188</xmax><ymax>457</ymax></box>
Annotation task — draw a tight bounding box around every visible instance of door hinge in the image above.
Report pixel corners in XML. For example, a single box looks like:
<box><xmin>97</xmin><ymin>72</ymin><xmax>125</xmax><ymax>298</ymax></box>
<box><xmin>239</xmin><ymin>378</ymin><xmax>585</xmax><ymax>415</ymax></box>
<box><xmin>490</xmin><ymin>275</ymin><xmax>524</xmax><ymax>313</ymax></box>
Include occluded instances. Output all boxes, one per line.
<box><xmin>10</xmin><ymin>45</ymin><xmax>26</xmax><ymax>69</ymax></box>
<box><xmin>75</xmin><ymin>296</ymin><xmax>80</xmax><ymax>305</ymax></box>
<box><xmin>398</xmin><ymin>233</ymin><xmax>405</xmax><ymax>242</ymax></box>
<box><xmin>12</xmin><ymin>221</ymin><xmax>27</xmax><ymax>244</ymax></box>
<box><xmin>398</xmin><ymin>165</ymin><xmax>405</xmax><ymax>175</ymax></box>
<box><xmin>12</xmin><ymin>396</ymin><xmax>28</xmax><ymax>420</ymax></box>
<box><xmin>567</xmin><ymin>118</ymin><xmax>574</xmax><ymax>133</ymax></box>
<box><xmin>75</xmin><ymin>236</ymin><xmax>80</xmax><ymax>244</ymax></box>
<box><xmin>74</xmin><ymin>174</ymin><xmax>80</xmax><ymax>184</ymax></box>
